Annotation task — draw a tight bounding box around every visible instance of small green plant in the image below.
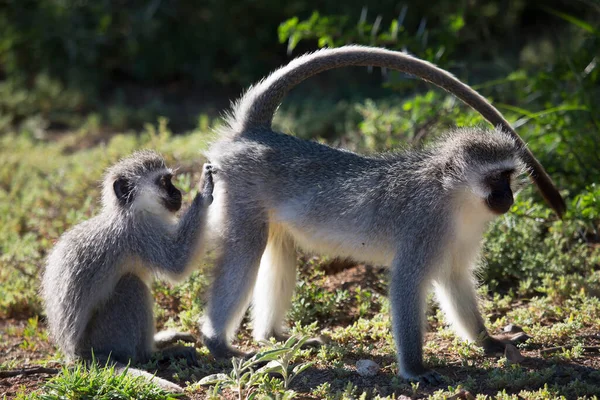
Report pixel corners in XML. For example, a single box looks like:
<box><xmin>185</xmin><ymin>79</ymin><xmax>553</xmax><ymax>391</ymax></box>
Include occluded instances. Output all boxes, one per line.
<box><xmin>254</xmin><ymin>336</ymin><xmax>313</xmax><ymax>390</ymax></box>
<box><xmin>290</xmin><ymin>265</ymin><xmax>351</xmax><ymax>325</ymax></box>
<box><xmin>198</xmin><ymin>336</ymin><xmax>312</xmax><ymax>400</ymax></box>
<box><xmin>354</xmin><ymin>287</ymin><xmax>376</xmax><ymax>318</ymax></box>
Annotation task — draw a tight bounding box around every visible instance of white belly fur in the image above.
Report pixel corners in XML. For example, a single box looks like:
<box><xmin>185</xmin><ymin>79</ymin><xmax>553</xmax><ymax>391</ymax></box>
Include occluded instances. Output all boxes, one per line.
<box><xmin>272</xmin><ymin>217</ymin><xmax>395</xmax><ymax>266</ymax></box>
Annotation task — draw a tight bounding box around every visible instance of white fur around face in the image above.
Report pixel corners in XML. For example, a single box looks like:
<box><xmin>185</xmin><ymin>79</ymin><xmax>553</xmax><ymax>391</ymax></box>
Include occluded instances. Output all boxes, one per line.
<box><xmin>455</xmin><ymin>189</ymin><xmax>497</xmax><ymax>239</ymax></box>
<box><xmin>132</xmin><ymin>186</ymin><xmax>177</xmax><ymax>225</ymax></box>
<box><xmin>467</xmin><ymin>159</ymin><xmax>520</xmax><ymax>199</ymax></box>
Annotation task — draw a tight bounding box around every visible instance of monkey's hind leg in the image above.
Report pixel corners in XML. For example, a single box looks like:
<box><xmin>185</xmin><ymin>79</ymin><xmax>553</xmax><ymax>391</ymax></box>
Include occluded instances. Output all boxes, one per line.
<box><xmin>82</xmin><ymin>274</ymin><xmax>154</xmax><ymax>364</ymax></box>
<box><xmin>201</xmin><ymin>205</ymin><xmax>269</xmax><ymax>359</ymax></box>
<box><xmin>82</xmin><ymin>274</ymin><xmax>185</xmax><ymax>392</ymax></box>
<box><xmin>251</xmin><ymin>227</ymin><xmax>328</xmax><ymax>348</ymax></box>
<box><xmin>154</xmin><ymin>330</ymin><xmax>199</xmax><ymax>366</ymax></box>
<box><xmin>154</xmin><ymin>330</ymin><xmax>196</xmax><ymax>348</ymax></box>
<box><xmin>251</xmin><ymin>228</ymin><xmax>296</xmax><ymax>342</ymax></box>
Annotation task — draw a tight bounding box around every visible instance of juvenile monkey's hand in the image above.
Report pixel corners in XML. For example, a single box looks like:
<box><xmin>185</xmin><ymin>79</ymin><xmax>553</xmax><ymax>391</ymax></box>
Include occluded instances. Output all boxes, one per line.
<box><xmin>199</xmin><ymin>163</ymin><xmax>215</xmax><ymax>205</ymax></box>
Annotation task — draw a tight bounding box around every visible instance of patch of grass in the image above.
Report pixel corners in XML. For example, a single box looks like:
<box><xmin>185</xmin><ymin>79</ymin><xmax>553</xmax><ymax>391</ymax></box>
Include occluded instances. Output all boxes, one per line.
<box><xmin>15</xmin><ymin>362</ymin><xmax>180</xmax><ymax>400</ymax></box>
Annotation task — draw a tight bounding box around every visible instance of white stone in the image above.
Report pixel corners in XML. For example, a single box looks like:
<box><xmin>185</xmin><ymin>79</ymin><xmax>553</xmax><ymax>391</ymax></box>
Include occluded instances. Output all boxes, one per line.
<box><xmin>355</xmin><ymin>359</ymin><xmax>379</xmax><ymax>377</ymax></box>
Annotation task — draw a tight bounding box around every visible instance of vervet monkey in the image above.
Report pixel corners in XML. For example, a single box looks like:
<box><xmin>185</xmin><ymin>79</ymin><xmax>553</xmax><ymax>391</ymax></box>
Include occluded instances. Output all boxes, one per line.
<box><xmin>42</xmin><ymin>151</ymin><xmax>214</xmax><ymax>392</ymax></box>
<box><xmin>200</xmin><ymin>45</ymin><xmax>565</xmax><ymax>383</ymax></box>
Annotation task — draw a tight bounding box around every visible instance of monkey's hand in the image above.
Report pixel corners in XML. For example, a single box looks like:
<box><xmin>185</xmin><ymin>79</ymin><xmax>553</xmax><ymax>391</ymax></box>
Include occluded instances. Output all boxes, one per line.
<box><xmin>203</xmin><ymin>336</ymin><xmax>250</xmax><ymax>360</ymax></box>
<box><xmin>199</xmin><ymin>163</ymin><xmax>215</xmax><ymax>205</ymax></box>
<box><xmin>158</xmin><ymin>345</ymin><xmax>199</xmax><ymax>367</ymax></box>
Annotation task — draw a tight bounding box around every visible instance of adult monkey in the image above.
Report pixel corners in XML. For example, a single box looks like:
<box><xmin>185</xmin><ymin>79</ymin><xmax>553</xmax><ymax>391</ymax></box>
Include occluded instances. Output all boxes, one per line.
<box><xmin>201</xmin><ymin>45</ymin><xmax>565</xmax><ymax>383</ymax></box>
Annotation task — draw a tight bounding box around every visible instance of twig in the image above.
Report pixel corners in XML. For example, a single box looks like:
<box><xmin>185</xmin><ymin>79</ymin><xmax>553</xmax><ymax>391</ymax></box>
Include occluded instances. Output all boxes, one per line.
<box><xmin>540</xmin><ymin>345</ymin><xmax>600</xmax><ymax>355</ymax></box>
<box><xmin>0</xmin><ymin>367</ymin><xmax>59</xmax><ymax>378</ymax></box>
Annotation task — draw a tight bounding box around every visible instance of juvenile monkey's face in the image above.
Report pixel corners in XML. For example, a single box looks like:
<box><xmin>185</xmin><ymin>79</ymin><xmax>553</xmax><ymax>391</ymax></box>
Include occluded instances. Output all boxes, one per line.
<box><xmin>156</xmin><ymin>173</ymin><xmax>182</xmax><ymax>212</ymax></box>
<box><xmin>113</xmin><ymin>169</ymin><xmax>182</xmax><ymax>216</ymax></box>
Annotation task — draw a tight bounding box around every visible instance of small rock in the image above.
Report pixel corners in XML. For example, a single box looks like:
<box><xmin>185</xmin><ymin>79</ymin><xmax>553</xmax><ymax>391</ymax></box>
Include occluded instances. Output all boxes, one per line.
<box><xmin>356</xmin><ymin>359</ymin><xmax>379</xmax><ymax>377</ymax></box>
<box><xmin>505</xmin><ymin>344</ymin><xmax>525</xmax><ymax>364</ymax></box>
<box><xmin>504</xmin><ymin>324</ymin><xmax>524</xmax><ymax>333</ymax></box>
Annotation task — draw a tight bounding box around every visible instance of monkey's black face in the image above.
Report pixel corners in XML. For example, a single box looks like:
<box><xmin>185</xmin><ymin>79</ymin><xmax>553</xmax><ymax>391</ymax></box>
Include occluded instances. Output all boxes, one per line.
<box><xmin>485</xmin><ymin>169</ymin><xmax>514</xmax><ymax>214</ymax></box>
<box><xmin>157</xmin><ymin>174</ymin><xmax>182</xmax><ymax>212</ymax></box>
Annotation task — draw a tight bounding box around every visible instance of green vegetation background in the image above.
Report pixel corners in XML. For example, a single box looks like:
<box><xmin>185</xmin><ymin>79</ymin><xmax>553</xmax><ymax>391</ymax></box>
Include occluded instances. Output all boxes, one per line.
<box><xmin>1</xmin><ymin>0</ymin><xmax>599</xmax><ymax>399</ymax></box>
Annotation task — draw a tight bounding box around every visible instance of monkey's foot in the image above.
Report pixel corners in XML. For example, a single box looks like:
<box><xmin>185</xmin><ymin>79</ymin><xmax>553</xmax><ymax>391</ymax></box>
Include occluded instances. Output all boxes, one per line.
<box><xmin>203</xmin><ymin>336</ymin><xmax>250</xmax><ymax>360</ymax></box>
<box><xmin>154</xmin><ymin>330</ymin><xmax>197</xmax><ymax>349</ymax></box>
<box><xmin>402</xmin><ymin>368</ymin><xmax>443</xmax><ymax>385</ymax></box>
<box><xmin>482</xmin><ymin>332</ymin><xmax>530</xmax><ymax>356</ymax></box>
<box><xmin>159</xmin><ymin>345</ymin><xmax>199</xmax><ymax>366</ymax></box>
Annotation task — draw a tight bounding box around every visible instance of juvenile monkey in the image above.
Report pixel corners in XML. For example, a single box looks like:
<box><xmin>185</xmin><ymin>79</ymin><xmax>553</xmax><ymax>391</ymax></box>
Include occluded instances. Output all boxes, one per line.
<box><xmin>200</xmin><ymin>46</ymin><xmax>565</xmax><ymax>383</ymax></box>
<box><xmin>42</xmin><ymin>151</ymin><xmax>214</xmax><ymax>392</ymax></box>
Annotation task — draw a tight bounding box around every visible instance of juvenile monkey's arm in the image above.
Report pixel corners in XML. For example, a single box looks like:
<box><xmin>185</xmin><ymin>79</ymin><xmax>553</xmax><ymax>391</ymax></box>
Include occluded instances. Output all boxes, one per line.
<box><xmin>136</xmin><ymin>164</ymin><xmax>214</xmax><ymax>278</ymax></box>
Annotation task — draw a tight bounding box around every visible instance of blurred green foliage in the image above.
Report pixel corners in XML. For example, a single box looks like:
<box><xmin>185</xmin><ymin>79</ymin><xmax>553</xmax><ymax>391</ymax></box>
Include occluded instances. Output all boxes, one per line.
<box><xmin>0</xmin><ymin>0</ymin><xmax>596</xmax><ymax>130</ymax></box>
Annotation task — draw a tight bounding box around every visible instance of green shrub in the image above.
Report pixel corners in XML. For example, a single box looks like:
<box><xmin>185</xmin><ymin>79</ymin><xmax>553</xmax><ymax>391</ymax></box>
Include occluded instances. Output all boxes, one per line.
<box><xmin>483</xmin><ymin>185</ymin><xmax>600</xmax><ymax>293</ymax></box>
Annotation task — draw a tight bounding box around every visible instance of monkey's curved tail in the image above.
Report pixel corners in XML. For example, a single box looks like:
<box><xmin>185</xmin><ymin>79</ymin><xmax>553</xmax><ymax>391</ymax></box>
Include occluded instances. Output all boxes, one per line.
<box><xmin>107</xmin><ymin>362</ymin><xmax>184</xmax><ymax>393</ymax></box>
<box><xmin>225</xmin><ymin>45</ymin><xmax>565</xmax><ymax>217</ymax></box>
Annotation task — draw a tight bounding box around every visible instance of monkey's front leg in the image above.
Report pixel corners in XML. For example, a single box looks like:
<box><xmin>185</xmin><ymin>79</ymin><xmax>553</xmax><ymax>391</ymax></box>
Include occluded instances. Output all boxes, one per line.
<box><xmin>389</xmin><ymin>259</ymin><xmax>442</xmax><ymax>384</ymax></box>
<box><xmin>434</xmin><ymin>269</ymin><xmax>526</xmax><ymax>356</ymax></box>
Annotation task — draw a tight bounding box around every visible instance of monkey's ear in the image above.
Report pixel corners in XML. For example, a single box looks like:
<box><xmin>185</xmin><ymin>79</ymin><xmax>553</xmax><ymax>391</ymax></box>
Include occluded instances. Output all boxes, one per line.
<box><xmin>113</xmin><ymin>178</ymin><xmax>133</xmax><ymax>204</ymax></box>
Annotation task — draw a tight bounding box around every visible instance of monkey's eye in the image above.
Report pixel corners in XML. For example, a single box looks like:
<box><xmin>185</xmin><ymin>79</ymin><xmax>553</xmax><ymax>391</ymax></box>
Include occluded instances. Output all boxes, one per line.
<box><xmin>490</xmin><ymin>169</ymin><xmax>513</xmax><ymax>183</ymax></box>
<box><xmin>157</xmin><ymin>175</ymin><xmax>171</xmax><ymax>188</ymax></box>
<box><xmin>499</xmin><ymin>170</ymin><xmax>514</xmax><ymax>182</ymax></box>
<box><xmin>156</xmin><ymin>175</ymin><xmax>170</xmax><ymax>189</ymax></box>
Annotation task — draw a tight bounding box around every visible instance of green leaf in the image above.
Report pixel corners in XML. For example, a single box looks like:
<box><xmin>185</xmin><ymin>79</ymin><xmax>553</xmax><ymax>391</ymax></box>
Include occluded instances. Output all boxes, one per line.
<box><xmin>291</xmin><ymin>361</ymin><xmax>313</xmax><ymax>376</ymax></box>
<box><xmin>449</xmin><ymin>15</ymin><xmax>465</xmax><ymax>32</ymax></box>
<box><xmin>251</xmin><ymin>347</ymin><xmax>290</xmax><ymax>362</ymax></box>
<box><xmin>278</xmin><ymin>17</ymin><xmax>299</xmax><ymax>43</ymax></box>
<box><xmin>541</xmin><ymin>7</ymin><xmax>598</xmax><ymax>35</ymax></box>
<box><xmin>255</xmin><ymin>360</ymin><xmax>283</xmax><ymax>375</ymax></box>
